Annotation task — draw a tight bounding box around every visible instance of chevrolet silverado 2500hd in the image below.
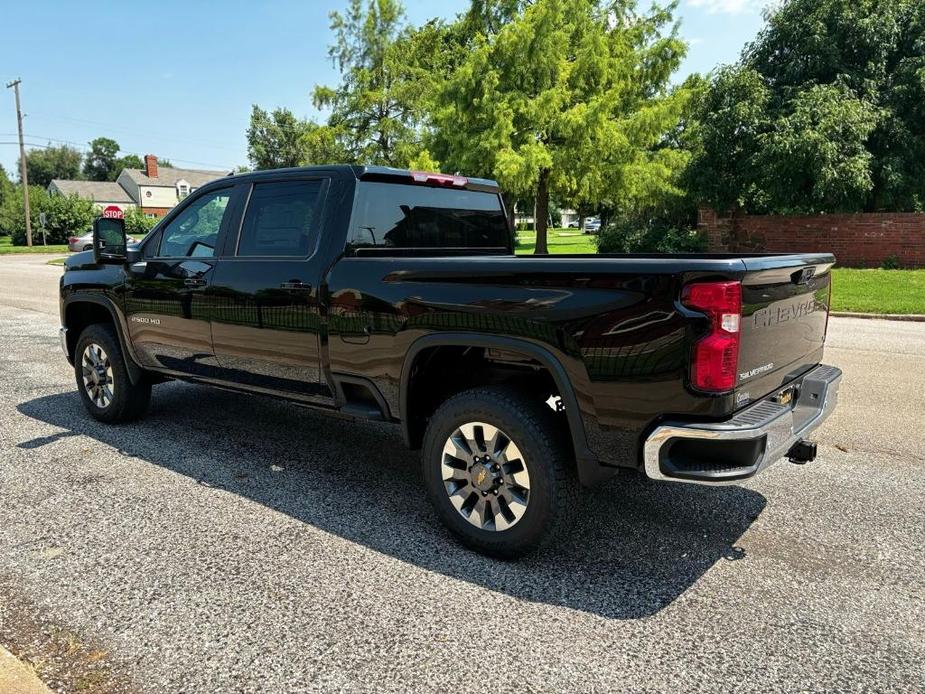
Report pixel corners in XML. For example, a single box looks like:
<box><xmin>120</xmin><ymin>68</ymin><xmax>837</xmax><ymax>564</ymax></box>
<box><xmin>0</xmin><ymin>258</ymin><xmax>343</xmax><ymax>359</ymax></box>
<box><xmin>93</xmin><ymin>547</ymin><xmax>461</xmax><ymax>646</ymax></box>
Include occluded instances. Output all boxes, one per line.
<box><xmin>60</xmin><ymin>165</ymin><xmax>841</xmax><ymax>557</ymax></box>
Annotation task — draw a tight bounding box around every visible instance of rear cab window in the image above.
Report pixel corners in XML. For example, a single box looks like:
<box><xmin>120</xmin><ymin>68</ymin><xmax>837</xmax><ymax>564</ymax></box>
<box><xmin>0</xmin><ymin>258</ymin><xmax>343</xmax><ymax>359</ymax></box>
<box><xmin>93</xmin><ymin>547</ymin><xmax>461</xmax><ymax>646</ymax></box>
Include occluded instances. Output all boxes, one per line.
<box><xmin>347</xmin><ymin>181</ymin><xmax>511</xmax><ymax>255</ymax></box>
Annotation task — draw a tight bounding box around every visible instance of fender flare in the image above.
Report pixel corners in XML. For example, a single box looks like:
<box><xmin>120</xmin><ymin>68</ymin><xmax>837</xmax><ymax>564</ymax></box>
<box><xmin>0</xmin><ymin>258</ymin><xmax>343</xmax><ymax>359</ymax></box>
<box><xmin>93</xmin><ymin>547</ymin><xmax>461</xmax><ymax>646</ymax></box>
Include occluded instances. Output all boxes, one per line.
<box><xmin>62</xmin><ymin>293</ymin><xmax>144</xmax><ymax>385</ymax></box>
<box><xmin>399</xmin><ymin>332</ymin><xmax>601</xmax><ymax>484</ymax></box>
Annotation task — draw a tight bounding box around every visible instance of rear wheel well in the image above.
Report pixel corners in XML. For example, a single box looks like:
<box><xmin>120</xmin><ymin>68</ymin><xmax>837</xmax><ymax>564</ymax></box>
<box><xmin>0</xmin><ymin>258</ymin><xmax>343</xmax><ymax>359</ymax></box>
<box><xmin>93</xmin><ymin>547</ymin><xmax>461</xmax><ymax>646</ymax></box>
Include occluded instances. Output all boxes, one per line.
<box><xmin>404</xmin><ymin>345</ymin><xmax>570</xmax><ymax>452</ymax></box>
<box><xmin>64</xmin><ymin>302</ymin><xmax>116</xmax><ymax>361</ymax></box>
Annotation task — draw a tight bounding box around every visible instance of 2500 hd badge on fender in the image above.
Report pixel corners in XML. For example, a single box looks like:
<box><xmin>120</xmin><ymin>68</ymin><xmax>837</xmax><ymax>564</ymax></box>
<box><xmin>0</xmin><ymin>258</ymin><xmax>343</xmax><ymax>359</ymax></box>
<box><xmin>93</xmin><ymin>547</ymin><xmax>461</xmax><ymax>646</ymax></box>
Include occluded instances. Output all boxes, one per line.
<box><xmin>60</xmin><ymin>165</ymin><xmax>842</xmax><ymax>557</ymax></box>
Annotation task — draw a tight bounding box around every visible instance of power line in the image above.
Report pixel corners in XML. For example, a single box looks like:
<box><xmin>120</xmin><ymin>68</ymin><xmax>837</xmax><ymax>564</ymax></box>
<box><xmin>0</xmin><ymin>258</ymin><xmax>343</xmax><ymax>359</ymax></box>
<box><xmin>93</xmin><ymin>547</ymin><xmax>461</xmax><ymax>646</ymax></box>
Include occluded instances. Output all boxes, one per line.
<box><xmin>0</xmin><ymin>132</ymin><xmax>234</xmax><ymax>170</ymax></box>
<box><xmin>29</xmin><ymin>112</ymin><xmax>242</xmax><ymax>153</ymax></box>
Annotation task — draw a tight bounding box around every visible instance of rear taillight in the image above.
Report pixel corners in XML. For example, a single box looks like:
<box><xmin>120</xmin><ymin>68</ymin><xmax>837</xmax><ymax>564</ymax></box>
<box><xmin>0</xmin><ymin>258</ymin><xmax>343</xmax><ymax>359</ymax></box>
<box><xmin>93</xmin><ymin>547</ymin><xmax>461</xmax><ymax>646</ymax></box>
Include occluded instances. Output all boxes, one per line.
<box><xmin>682</xmin><ymin>280</ymin><xmax>742</xmax><ymax>392</ymax></box>
<box><xmin>68</xmin><ymin>236</ymin><xmax>78</xmax><ymax>244</ymax></box>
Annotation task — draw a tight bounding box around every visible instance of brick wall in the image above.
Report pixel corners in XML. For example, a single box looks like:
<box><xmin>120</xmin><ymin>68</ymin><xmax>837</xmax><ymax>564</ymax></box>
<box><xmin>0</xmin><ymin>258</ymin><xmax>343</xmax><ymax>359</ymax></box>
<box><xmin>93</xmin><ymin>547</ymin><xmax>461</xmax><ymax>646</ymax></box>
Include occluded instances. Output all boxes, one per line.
<box><xmin>699</xmin><ymin>208</ymin><xmax>925</xmax><ymax>268</ymax></box>
<box><xmin>140</xmin><ymin>207</ymin><xmax>171</xmax><ymax>218</ymax></box>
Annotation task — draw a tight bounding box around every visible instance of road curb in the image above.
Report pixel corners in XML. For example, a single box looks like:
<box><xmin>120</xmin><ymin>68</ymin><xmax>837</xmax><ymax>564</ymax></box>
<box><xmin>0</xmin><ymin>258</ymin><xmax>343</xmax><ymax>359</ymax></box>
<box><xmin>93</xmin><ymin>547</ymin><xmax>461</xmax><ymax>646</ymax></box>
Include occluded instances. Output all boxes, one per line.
<box><xmin>0</xmin><ymin>645</ymin><xmax>52</xmax><ymax>694</ymax></box>
<box><xmin>831</xmin><ymin>311</ymin><xmax>925</xmax><ymax>322</ymax></box>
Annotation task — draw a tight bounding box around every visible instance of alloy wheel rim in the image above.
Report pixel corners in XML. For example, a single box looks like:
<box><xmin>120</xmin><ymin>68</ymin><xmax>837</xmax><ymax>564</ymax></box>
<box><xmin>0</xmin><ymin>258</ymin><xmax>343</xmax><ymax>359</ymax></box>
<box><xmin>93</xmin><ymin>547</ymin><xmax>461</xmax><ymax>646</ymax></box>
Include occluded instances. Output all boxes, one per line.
<box><xmin>441</xmin><ymin>422</ymin><xmax>531</xmax><ymax>532</ymax></box>
<box><xmin>81</xmin><ymin>343</ymin><xmax>114</xmax><ymax>409</ymax></box>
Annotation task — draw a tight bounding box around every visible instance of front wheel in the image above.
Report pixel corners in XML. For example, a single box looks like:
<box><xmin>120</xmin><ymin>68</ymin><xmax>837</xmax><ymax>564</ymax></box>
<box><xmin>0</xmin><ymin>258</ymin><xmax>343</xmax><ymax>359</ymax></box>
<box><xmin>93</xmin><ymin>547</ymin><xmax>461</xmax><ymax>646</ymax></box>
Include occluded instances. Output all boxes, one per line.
<box><xmin>74</xmin><ymin>323</ymin><xmax>151</xmax><ymax>423</ymax></box>
<box><xmin>422</xmin><ymin>386</ymin><xmax>578</xmax><ymax>558</ymax></box>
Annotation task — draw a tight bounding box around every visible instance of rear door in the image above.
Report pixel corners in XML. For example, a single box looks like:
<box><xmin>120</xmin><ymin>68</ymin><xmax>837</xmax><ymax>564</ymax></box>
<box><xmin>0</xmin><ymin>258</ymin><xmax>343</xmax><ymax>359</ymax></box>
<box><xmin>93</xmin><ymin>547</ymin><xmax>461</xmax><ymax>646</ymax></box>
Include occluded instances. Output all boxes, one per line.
<box><xmin>124</xmin><ymin>185</ymin><xmax>236</xmax><ymax>375</ymax></box>
<box><xmin>207</xmin><ymin>176</ymin><xmax>334</xmax><ymax>402</ymax></box>
<box><xmin>736</xmin><ymin>254</ymin><xmax>834</xmax><ymax>403</ymax></box>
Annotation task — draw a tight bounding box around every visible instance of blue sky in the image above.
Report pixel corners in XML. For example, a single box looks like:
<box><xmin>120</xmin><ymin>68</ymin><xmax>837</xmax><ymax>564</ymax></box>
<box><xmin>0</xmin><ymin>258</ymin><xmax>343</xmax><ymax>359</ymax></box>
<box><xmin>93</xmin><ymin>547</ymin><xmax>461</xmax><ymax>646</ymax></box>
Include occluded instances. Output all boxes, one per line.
<box><xmin>0</xmin><ymin>0</ymin><xmax>767</xmax><ymax>176</ymax></box>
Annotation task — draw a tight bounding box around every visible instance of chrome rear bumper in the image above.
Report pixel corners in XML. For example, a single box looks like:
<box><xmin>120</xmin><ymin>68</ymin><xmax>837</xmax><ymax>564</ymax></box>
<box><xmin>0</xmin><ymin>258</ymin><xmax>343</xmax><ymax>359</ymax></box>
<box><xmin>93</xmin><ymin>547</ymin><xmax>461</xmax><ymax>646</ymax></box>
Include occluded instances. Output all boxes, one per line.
<box><xmin>643</xmin><ymin>364</ymin><xmax>842</xmax><ymax>485</ymax></box>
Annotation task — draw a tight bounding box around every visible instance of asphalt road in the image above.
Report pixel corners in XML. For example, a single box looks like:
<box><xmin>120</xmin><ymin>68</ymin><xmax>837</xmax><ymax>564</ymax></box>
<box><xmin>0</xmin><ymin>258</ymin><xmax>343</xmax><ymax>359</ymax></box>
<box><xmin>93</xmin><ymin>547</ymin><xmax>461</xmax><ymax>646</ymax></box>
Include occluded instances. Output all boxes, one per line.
<box><xmin>0</xmin><ymin>254</ymin><xmax>922</xmax><ymax>692</ymax></box>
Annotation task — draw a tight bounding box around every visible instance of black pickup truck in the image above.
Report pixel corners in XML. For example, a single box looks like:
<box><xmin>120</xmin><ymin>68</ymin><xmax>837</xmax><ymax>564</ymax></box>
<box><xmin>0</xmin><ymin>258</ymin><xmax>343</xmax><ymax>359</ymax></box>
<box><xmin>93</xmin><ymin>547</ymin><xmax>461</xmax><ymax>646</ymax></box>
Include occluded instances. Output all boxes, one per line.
<box><xmin>60</xmin><ymin>165</ymin><xmax>842</xmax><ymax>557</ymax></box>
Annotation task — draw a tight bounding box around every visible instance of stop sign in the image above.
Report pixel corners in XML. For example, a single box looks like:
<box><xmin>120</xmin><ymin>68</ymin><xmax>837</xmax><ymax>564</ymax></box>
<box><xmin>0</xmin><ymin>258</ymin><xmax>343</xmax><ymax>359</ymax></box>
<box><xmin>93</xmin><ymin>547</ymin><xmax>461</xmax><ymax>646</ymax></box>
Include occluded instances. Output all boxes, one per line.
<box><xmin>101</xmin><ymin>205</ymin><xmax>124</xmax><ymax>219</ymax></box>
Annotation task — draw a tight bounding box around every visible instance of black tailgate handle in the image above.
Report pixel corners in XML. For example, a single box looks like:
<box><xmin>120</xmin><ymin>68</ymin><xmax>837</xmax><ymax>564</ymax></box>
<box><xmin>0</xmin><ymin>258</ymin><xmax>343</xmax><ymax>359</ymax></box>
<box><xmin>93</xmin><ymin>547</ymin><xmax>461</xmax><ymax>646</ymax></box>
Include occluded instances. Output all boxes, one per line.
<box><xmin>791</xmin><ymin>267</ymin><xmax>816</xmax><ymax>285</ymax></box>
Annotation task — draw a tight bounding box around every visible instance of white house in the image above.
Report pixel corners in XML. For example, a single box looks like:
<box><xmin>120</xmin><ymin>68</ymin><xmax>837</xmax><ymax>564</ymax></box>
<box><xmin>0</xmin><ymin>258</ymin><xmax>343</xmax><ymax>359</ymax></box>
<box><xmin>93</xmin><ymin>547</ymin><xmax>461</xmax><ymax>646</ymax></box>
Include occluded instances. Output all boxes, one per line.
<box><xmin>49</xmin><ymin>155</ymin><xmax>228</xmax><ymax>219</ymax></box>
<box><xmin>116</xmin><ymin>155</ymin><xmax>228</xmax><ymax>218</ymax></box>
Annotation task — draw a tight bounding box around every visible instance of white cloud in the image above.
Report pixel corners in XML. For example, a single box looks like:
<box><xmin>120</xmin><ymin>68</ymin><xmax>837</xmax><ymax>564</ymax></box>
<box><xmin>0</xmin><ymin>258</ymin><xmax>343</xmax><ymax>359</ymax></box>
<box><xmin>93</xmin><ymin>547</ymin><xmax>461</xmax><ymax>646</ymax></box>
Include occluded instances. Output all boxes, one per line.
<box><xmin>687</xmin><ymin>0</ymin><xmax>767</xmax><ymax>15</ymax></box>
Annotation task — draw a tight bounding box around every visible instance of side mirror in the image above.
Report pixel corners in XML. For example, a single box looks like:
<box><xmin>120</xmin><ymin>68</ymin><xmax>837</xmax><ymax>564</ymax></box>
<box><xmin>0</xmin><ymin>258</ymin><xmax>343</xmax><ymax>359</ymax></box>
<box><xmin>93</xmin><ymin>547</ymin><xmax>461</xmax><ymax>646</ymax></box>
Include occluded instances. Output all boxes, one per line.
<box><xmin>93</xmin><ymin>216</ymin><xmax>127</xmax><ymax>264</ymax></box>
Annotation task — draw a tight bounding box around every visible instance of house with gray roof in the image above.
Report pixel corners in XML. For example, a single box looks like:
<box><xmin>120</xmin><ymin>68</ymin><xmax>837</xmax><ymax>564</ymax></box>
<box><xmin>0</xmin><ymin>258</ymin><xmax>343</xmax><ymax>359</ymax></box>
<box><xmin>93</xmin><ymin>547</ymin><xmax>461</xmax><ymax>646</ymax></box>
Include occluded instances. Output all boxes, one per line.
<box><xmin>49</xmin><ymin>155</ymin><xmax>229</xmax><ymax>219</ymax></box>
<box><xmin>48</xmin><ymin>179</ymin><xmax>136</xmax><ymax>212</ymax></box>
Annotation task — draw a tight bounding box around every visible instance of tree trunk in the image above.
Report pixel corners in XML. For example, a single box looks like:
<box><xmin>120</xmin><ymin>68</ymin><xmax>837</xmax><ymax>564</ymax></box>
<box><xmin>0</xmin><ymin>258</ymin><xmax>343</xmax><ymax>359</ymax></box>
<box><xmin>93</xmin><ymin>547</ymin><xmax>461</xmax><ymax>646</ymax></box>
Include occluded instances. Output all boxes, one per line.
<box><xmin>534</xmin><ymin>168</ymin><xmax>550</xmax><ymax>255</ymax></box>
<box><xmin>501</xmin><ymin>191</ymin><xmax>516</xmax><ymax>234</ymax></box>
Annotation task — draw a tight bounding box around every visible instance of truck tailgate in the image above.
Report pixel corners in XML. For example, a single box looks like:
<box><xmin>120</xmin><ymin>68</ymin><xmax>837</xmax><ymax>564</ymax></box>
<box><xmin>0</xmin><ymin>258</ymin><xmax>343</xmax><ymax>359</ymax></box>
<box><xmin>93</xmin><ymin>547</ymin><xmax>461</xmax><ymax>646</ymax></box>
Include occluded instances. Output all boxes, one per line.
<box><xmin>736</xmin><ymin>254</ymin><xmax>834</xmax><ymax>403</ymax></box>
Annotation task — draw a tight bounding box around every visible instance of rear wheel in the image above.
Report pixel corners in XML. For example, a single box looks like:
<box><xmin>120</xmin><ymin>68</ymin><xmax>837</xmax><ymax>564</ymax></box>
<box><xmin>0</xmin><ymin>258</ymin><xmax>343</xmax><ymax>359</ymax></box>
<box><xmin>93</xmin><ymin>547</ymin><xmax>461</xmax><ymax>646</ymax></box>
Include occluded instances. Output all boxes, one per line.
<box><xmin>422</xmin><ymin>386</ymin><xmax>578</xmax><ymax>558</ymax></box>
<box><xmin>74</xmin><ymin>323</ymin><xmax>151</xmax><ymax>423</ymax></box>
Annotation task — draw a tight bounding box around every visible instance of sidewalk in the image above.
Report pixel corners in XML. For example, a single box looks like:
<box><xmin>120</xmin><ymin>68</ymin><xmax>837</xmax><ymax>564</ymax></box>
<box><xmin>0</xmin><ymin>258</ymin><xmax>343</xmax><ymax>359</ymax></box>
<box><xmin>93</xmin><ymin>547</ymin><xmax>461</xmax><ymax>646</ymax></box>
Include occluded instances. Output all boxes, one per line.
<box><xmin>0</xmin><ymin>646</ymin><xmax>51</xmax><ymax>694</ymax></box>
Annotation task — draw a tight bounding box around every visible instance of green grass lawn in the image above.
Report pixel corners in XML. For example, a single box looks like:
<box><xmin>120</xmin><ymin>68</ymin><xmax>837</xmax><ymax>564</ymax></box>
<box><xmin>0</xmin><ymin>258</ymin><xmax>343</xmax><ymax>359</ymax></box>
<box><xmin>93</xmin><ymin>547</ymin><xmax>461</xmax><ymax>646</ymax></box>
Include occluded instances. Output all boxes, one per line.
<box><xmin>0</xmin><ymin>236</ymin><xmax>69</xmax><ymax>254</ymax></box>
<box><xmin>515</xmin><ymin>229</ymin><xmax>596</xmax><ymax>255</ymax></box>
<box><xmin>830</xmin><ymin>268</ymin><xmax>925</xmax><ymax>315</ymax></box>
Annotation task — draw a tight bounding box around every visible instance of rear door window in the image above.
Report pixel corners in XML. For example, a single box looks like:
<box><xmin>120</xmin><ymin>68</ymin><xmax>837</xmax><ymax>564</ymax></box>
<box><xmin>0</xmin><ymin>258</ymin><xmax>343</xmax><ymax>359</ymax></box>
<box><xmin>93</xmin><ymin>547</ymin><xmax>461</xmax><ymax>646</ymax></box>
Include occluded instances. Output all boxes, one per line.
<box><xmin>348</xmin><ymin>182</ymin><xmax>509</xmax><ymax>253</ymax></box>
<box><xmin>236</xmin><ymin>180</ymin><xmax>324</xmax><ymax>257</ymax></box>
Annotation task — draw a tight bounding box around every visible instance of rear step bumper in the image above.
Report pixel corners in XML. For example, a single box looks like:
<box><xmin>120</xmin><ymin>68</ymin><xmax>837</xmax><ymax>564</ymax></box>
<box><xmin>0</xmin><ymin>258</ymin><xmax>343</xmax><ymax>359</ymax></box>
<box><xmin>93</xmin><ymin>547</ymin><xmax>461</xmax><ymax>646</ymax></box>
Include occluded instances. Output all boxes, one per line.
<box><xmin>643</xmin><ymin>364</ymin><xmax>842</xmax><ymax>485</ymax></box>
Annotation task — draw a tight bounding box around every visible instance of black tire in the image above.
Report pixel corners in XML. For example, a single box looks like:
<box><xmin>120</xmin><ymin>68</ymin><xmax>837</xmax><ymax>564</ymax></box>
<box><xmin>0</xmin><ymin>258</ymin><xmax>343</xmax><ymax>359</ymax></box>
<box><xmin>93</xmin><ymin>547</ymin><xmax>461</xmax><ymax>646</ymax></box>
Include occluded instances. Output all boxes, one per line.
<box><xmin>82</xmin><ymin>244</ymin><xmax>93</xmax><ymax>251</ymax></box>
<box><xmin>422</xmin><ymin>386</ymin><xmax>579</xmax><ymax>558</ymax></box>
<box><xmin>74</xmin><ymin>323</ymin><xmax>151</xmax><ymax>423</ymax></box>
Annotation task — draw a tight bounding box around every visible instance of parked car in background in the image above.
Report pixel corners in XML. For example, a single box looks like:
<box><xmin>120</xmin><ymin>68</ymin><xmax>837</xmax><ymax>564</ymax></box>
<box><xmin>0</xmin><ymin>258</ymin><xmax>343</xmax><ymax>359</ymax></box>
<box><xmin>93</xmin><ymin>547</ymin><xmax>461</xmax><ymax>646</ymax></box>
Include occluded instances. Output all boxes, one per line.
<box><xmin>583</xmin><ymin>218</ymin><xmax>601</xmax><ymax>233</ymax></box>
<box><xmin>68</xmin><ymin>231</ymin><xmax>137</xmax><ymax>252</ymax></box>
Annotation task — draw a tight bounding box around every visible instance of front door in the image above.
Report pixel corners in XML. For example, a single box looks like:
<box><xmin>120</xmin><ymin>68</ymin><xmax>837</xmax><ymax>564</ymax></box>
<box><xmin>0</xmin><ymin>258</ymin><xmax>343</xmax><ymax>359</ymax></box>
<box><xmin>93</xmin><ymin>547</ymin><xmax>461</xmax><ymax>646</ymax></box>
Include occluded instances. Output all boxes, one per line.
<box><xmin>124</xmin><ymin>186</ymin><xmax>235</xmax><ymax>376</ymax></box>
<box><xmin>208</xmin><ymin>178</ymin><xmax>333</xmax><ymax>402</ymax></box>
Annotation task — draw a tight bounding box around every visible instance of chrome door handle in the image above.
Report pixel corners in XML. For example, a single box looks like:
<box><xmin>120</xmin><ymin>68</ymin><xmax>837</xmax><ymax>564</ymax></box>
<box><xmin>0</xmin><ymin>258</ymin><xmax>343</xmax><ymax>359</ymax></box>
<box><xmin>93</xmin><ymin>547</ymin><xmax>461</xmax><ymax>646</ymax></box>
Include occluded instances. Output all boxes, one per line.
<box><xmin>184</xmin><ymin>278</ymin><xmax>206</xmax><ymax>287</ymax></box>
<box><xmin>280</xmin><ymin>281</ymin><xmax>310</xmax><ymax>290</ymax></box>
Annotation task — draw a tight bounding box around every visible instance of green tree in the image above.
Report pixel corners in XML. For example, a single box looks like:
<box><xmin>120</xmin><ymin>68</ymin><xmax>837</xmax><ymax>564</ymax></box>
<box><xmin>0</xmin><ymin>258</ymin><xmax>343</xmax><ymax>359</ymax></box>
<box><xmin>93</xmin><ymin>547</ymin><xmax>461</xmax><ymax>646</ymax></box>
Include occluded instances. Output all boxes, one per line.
<box><xmin>683</xmin><ymin>67</ymin><xmax>770</xmax><ymax>213</ymax></box>
<box><xmin>0</xmin><ymin>166</ymin><xmax>16</xmax><ymax>235</ymax></box>
<box><xmin>755</xmin><ymin>85</ymin><xmax>878</xmax><ymax>213</ymax></box>
<box><xmin>312</xmin><ymin>0</ymin><xmax>427</xmax><ymax>166</ymax></box>
<box><xmin>0</xmin><ymin>165</ymin><xmax>14</xmax><ymax>233</ymax></box>
<box><xmin>690</xmin><ymin>0</ymin><xmax>925</xmax><ymax>213</ymax></box>
<box><xmin>247</xmin><ymin>106</ymin><xmax>312</xmax><ymax>169</ymax></box>
<box><xmin>19</xmin><ymin>145</ymin><xmax>83</xmax><ymax>187</ymax></box>
<box><xmin>431</xmin><ymin>0</ymin><xmax>689</xmax><ymax>254</ymax></box>
<box><xmin>247</xmin><ymin>104</ymin><xmax>350</xmax><ymax>170</ymax></box>
<box><xmin>83</xmin><ymin>137</ymin><xmax>121</xmax><ymax>181</ymax></box>
<box><xmin>83</xmin><ymin>138</ymin><xmax>147</xmax><ymax>180</ymax></box>
<box><xmin>118</xmin><ymin>154</ymin><xmax>145</xmax><ymax>171</ymax></box>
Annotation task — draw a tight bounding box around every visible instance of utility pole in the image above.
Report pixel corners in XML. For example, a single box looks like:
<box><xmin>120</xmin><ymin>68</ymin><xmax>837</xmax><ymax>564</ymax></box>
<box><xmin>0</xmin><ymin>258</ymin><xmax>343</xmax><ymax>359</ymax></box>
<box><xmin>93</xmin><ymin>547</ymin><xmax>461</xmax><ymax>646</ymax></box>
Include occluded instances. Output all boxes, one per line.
<box><xmin>6</xmin><ymin>78</ymin><xmax>32</xmax><ymax>246</ymax></box>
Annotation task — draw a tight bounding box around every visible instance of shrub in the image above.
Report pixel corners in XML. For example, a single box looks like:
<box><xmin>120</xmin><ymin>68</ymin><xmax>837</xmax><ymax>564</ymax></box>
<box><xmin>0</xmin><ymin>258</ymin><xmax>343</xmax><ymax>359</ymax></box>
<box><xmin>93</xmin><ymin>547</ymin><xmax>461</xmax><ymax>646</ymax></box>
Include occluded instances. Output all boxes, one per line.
<box><xmin>881</xmin><ymin>255</ymin><xmax>901</xmax><ymax>270</ymax></box>
<box><xmin>10</xmin><ymin>190</ymin><xmax>96</xmax><ymax>245</ymax></box>
<box><xmin>597</xmin><ymin>215</ymin><xmax>707</xmax><ymax>254</ymax></box>
<box><xmin>123</xmin><ymin>207</ymin><xmax>159</xmax><ymax>237</ymax></box>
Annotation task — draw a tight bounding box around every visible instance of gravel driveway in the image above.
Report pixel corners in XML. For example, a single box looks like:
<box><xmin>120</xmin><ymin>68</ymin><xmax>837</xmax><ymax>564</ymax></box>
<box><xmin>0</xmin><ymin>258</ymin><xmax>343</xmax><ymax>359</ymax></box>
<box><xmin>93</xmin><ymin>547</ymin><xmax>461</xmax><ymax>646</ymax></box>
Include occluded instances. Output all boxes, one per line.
<box><xmin>0</xmin><ymin>255</ymin><xmax>922</xmax><ymax>692</ymax></box>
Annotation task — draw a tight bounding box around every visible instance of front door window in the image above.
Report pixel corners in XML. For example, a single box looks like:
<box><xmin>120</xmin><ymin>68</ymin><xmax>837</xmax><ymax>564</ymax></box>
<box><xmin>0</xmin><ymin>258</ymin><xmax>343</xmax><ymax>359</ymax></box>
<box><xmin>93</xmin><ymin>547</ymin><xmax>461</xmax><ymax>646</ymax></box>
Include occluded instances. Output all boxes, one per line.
<box><xmin>158</xmin><ymin>189</ymin><xmax>231</xmax><ymax>258</ymax></box>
